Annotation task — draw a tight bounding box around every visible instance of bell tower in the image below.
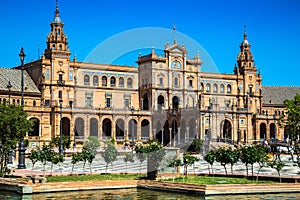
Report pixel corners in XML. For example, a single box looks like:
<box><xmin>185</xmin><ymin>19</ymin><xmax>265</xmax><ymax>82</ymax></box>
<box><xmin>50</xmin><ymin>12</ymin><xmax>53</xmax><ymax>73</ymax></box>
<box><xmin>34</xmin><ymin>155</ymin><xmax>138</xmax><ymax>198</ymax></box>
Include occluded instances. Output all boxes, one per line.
<box><xmin>44</xmin><ymin>0</ymin><xmax>70</xmax><ymax>59</ymax></box>
<box><xmin>234</xmin><ymin>26</ymin><xmax>262</xmax><ymax>113</ymax></box>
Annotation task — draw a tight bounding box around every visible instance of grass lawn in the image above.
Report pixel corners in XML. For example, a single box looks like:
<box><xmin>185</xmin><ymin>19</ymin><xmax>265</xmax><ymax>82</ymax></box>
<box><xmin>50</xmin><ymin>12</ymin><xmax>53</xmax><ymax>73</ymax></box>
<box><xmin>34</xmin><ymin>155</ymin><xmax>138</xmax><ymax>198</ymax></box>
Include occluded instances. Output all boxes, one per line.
<box><xmin>47</xmin><ymin>174</ymin><xmax>146</xmax><ymax>183</ymax></box>
<box><xmin>164</xmin><ymin>176</ymin><xmax>276</xmax><ymax>184</ymax></box>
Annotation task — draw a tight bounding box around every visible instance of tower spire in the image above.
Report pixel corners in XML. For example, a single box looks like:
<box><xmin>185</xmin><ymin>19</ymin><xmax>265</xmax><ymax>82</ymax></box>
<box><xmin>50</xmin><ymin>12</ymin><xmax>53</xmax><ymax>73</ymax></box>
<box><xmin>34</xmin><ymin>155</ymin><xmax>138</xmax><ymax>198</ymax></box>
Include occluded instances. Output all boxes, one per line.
<box><xmin>243</xmin><ymin>25</ymin><xmax>247</xmax><ymax>40</ymax></box>
<box><xmin>55</xmin><ymin>0</ymin><xmax>59</xmax><ymax>18</ymax></box>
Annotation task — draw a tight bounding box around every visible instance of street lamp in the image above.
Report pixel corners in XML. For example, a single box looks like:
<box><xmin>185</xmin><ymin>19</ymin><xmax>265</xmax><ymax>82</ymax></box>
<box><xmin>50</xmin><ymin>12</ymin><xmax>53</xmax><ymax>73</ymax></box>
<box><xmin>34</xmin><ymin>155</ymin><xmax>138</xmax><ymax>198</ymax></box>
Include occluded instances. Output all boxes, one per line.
<box><xmin>130</xmin><ymin>107</ymin><xmax>135</xmax><ymax>147</ymax></box>
<box><xmin>237</xmin><ymin>108</ymin><xmax>241</xmax><ymax>143</ymax></box>
<box><xmin>207</xmin><ymin>106</ymin><xmax>212</xmax><ymax>142</ymax></box>
<box><xmin>59</xmin><ymin>91</ymin><xmax>63</xmax><ymax>155</ymax></box>
<box><xmin>7</xmin><ymin>81</ymin><xmax>12</xmax><ymax>104</ymax></box>
<box><xmin>172</xmin><ymin>109</ymin><xmax>177</xmax><ymax>147</ymax></box>
<box><xmin>18</xmin><ymin>47</ymin><xmax>26</xmax><ymax>169</ymax></box>
<box><xmin>273</xmin><ymin>113</ymin><xmax>277</xmax><ymax>142</ymax></box>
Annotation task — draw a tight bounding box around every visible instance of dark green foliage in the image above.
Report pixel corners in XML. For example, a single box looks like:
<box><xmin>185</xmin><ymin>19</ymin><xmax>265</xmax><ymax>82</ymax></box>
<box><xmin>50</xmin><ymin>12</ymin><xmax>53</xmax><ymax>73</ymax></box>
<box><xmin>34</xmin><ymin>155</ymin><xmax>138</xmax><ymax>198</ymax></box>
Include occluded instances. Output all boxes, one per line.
<box><xmin>215</xmin><ymin>147</ymin><xmax>238</xmax><ymax>175</ymax></box>
<box><xmin>123</xmin><ymin>152</ymin><xmax>134</xmax><ymax>173</ymax></box>
<box><xmin>102</xmin><ymin>138</ymin><xmax>118</xmax><ymax>173</ymax></box>
<box><xmin>28</xmin><ymin>147</ymin><xmax>41</xmax><ymax>170</ymax></box>
<box><xmin>135</xmin><ymin>139</ymin><xmax>165</xmax><ymax>179</ymax></box>
<box><xmin>268</xmin><ymin>160</ymin><xmax>285</xmax><ymax>182</ymax></box>
<box><xmin>71</xmin><ymin>152</ymin><xmax>83</xmax><ymax>174</ymax></box>
<box><xmin>187</xmin><ymin>138</ymin><xmax>203</xmax><ymax>153</ymax></box>
<box><xmin>182</xmin><ymin>153</ymin><xmax>199</xmax><ymax>178</ymax></box>
<box><xmin>82</xmin><ymin>137</ymin><xmax>100</xmax><ymax>173</ymax></box>
<box><xmin>204</xmin><ymin>150</ymin><xmax>215</xmax><ymax>174</ymax></box>
<box><xmin>239</xmin><ymin>145</ymin><xmax>257</xmax><ymax>176</ymax></box>
<box><xmin>0</xmin><ymin>103</ymin><xmax>33</xmax><ymax>176</ymax></box>
<box><xmin>255</xmin><ymin>145</ymin><xmax>269</xmax><ymax>181</ymax></box>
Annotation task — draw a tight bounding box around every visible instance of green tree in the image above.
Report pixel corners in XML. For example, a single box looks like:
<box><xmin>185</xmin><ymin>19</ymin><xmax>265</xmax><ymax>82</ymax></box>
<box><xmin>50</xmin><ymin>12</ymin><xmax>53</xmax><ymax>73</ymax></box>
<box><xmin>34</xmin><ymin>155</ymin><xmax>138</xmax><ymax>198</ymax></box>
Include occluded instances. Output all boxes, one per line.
<box><xmin>167</xmin><ymin>158</ymin><xmax>182</xmax><ymax>182</ymax></box>
<box><xmin>135</xmin><ymin>149</ymin><xmax>147</xmax><ymax>174</ymax></box>
<box><xmin>215</xmin><ymin>147</ymin><xmax>232</xmax><ymax>175</ymax></box>
<box><xmin>39</xmin><ymin>143</ymin><xmax>56</xmax><ymax>176</ymax></box>
<box><xmin>281</xmin><ymin>94</ymin><xmax>300</xmax><ymax>142</ymax></box>
<box><xmin>255</xmin><ymin>145</ymin><xmax>269</xmax><ymax>181</ymax></box>
<box><xmin>135</xmin><ymin>139</ymin><xmax>165</xmax><ymax>180</ymax></box>
<box><xmin>28</xmin><ymin>147</ymin><xmax>41</xmax><ymax>171</ymax></box>
<box><xmin>102</xmin><ymin>138</ymin><xmax>118</xmax><ymax>173</ymax></box>
<box><xmin>240</xmin><ymin>145</ymin><xmax>257</xmax><ymax>176</ymax></box>
<box><xmin>204</xmin><ymin>150</ymin><xmax>215</xmax><ymax>175</ymax></box>
<box><xmin>0</xmin><ymin>103</ymin><xmax>33</xmax><ymax>177</ymax></box>
<box><xmin>269</xmin><ymin>160</ymin><xmax>285</xmax><ymax>182</ymax></box>
<box><xmin>182</xmin><ymin>153</ymin><xmax>199</xmax><ymax>178</ymax></box>
<box><xmin>50</xmin><ymin>154</ymin><xmax>64</xmax><ymax>175</ymax></box>
<box><xmin>82</xmin><ymin>137</ymin><xmax>100</xmax><ymax>173</ymax></box>
<box><xmin>71</xmin><ymin>152</ymin><xmax>83</xmax><ymax>174</ymax></box>
<box><xmin>123</xmin><ymin>152</ymin><xmax>134</xmax><ymax>173</ymax></box>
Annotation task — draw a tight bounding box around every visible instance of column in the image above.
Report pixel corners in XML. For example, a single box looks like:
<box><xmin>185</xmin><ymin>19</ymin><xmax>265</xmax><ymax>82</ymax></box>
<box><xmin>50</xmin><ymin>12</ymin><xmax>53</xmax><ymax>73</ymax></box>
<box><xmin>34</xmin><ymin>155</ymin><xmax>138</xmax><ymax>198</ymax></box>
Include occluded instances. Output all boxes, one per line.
<box><xmin>169</xmin><ymin>128</ymin><xmax>172</xmax><ymax>147</ymax></box>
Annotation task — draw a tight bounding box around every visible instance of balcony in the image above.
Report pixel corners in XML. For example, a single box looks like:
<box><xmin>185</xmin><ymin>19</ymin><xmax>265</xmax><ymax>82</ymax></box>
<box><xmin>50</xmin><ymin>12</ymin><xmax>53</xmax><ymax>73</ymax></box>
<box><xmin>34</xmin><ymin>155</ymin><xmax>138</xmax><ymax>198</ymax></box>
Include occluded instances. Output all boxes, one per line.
<box><xmin>57</xmin><ymin>80</ymin><xmax>65</xmax><ymax>86</ymax></box>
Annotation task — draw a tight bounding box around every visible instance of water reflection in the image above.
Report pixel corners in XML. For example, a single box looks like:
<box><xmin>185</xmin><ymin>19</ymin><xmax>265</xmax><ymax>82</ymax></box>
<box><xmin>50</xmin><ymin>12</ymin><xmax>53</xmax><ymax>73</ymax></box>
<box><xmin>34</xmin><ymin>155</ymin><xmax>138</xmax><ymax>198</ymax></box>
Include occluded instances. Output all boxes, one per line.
<box><xmin>1</xmin><ymin>189</ymin><xmax>300</xmax><ymax>200</ymax></box>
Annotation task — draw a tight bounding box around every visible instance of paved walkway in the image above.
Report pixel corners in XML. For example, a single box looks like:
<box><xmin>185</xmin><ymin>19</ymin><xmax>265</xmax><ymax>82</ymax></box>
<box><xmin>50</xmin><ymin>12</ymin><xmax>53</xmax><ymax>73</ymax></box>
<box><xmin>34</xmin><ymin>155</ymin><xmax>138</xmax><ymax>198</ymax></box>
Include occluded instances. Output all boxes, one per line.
<box><xmin>8</xmin><ymin>153</ymin><xmax>300</xmax><ymax>177</ymax></box>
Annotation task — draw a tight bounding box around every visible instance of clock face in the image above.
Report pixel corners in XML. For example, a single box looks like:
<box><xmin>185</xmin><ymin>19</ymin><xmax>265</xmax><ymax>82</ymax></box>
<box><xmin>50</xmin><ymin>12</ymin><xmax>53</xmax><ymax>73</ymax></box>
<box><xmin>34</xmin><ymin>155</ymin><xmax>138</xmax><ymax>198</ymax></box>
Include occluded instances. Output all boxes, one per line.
<box><xmin>171</xmin><ymin>60</ymin><xmax>181</xmax><ymax>69</ymax></box>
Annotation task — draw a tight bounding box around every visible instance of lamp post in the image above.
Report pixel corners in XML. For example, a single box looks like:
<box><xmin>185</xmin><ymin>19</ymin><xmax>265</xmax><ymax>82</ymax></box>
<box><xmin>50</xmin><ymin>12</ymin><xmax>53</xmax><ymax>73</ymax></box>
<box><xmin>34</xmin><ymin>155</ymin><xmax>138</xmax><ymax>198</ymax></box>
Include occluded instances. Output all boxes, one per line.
<box><xmin>59</xmin><ymin>94</ymin><xmax>63</xmax><ymax>155</ymax></box>
<box><xmin>173</xmin><ymin>109</ymin><xmax>177</xmax><ymax>147</ymax></box>
<box><xmin>7</xmin><ymin>81</ymin><xmax>12</xmax><ymax>104</ymax></box>
<box><xmin>208</xmin><ymin>105</ymin><xmax>212</xmax><ymax>143</ymax></box>
<box><xmin>18</xmin><ymin>47</ymin><xmax>26</xmax><ymax>169</ymax></box>
<box><xmin>130</xmin><ymin>107</ymin><xmax>135</xmax><ymax>147</ymax></box>
<box><xmin>237</xmin><ymin>108</ymin><xmax>241</xmax><ymax>144</ymax></box>
<box><xmin>273</xmin><ymin>113</ymin><xmax>277</xmax><ymax>143</ymax></box>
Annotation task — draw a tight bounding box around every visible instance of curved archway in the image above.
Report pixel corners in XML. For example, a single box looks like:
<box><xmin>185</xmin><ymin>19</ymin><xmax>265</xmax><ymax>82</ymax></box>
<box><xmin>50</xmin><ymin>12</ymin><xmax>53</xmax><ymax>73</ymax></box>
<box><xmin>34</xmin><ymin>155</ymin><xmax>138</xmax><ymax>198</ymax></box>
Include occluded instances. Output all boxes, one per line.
<box><xmin>62</xmin><ymin>117</ymin><xmax>70</xmax><ymax>137</ymax></box>
<box><xmin>142</xmin><ymin>93</ymin><xmax>149</xmax><ymax>110</ymax></box>
<box><xmin>116</xmin><ymin>119</ymin><xmax>125</xmax><ymax>140</ymax></box>
<box><xmin>180</xmin><ymin>119</ymin><xmax>186</xmax><ymax>143</ymax></box>
<box><xmin>188</xmin><ymin>119</ymin><xmax>196</xmax><ymax>140</ymax></box>
<box><xmin>157</xmin><ymin>95</ymin><xmax>164</xmax><ymax>110</ymax></box>
<box><xmin>141</xmin><ymin>119</ymin><xmax>150</xmax><ymax>140</ymax></box>
<box><xmin>29</xmin><ymin>118</ymin><xmax>39</xmax><ymax>136</ymax></box>
<box><xmin>222</xmin><ymin>119</ymin><xmax>232</xmax><ymax>140</ymax></box>
<box><xmin>260</xmin><ymin>123</ymin><xmax>267</xmax><ymax>140</ymax></box>
<box><xmin>102</xmin><ymin>118</ymin><xmax>112</xmax><ymax>139</ymax></box>
<box><xmin>155</xmin><ymin>121</ymin><xmax>162</xmax><ymax>143</ymax></box>
<box><xmin>163</xmin><ymin>120</ymin><xmax>170</xmax><ymax>146</ymax></box>
<box><xmin>75</xmin><ymin>117</ymin><xmax>85</xmax><ymax>139</ymax></box>
<box><xmin>172</xmin><ymin>96</ymin><xmax>179</xmax><ymax>110</ymax></box>
<box><xmin>270</xmin><ymin>123</ymin><xmax>276</xmax><ymax>141</ymax></box>
<box><xmin>128</xmin><ymin>119</ymin><xmax>137</xmax><ymax>140</ymax></box>
<box><xmin>90</xmin><ymin>118</ymin><xmax>98</xmax><ymax>138</ymax></box>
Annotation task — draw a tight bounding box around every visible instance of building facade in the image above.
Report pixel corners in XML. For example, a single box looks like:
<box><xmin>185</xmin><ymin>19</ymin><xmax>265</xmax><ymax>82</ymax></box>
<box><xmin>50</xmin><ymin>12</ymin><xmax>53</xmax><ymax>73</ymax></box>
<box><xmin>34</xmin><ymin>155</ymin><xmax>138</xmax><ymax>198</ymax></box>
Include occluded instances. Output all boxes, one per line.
<box><xmin>0</xmin><ymin>4</ymin><xmax>299</xmax><ymax>149</ymax></box>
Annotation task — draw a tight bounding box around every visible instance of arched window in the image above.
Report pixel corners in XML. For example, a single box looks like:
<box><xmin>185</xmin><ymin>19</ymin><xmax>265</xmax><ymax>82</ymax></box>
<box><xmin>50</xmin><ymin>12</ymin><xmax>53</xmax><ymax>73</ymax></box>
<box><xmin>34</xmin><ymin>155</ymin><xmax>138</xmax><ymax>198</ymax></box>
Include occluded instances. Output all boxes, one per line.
<box><xmin>127</xmin><ymin>78</ymin><xmax>133</xmax><ymax>88</ymax></box>
<box><xmin>90</xmin><ymin>118</ymin><xmax>98</xmax><ymax>138</ymax></box>
<box><xmin>206</xmin><ymin>83</ymin><xmax>211</xmax><ymax>92</ymax></box>
<box><xmin>75</xmin><ymin>117</ymin><xmax>85</xmax><ymax>139</ymax></box>
<box><xmin>110</xmin><ymin>76</ymin><xmax>116</xmax><ymax>87</ymax></box>
<box><xmin>84</xmin><ymin>75</ymin><xmax>90</xmax><ymax>85</ymax></box>
<box><xmin>213</xmin><ymin>84</ymin><xmax>218</xmax><ymax>93</ymax></box>
<box><xmin>93</xmin><ymin>75</ymin><xmax>99</xmax><ymax>86</ymax></box>
<box><xmin>102</xmin><ymin>76</ymin><xmax>107</xmax><ymax>86</ymax></box>
<box><xmin>220</xmin><ymin>84</ymin><xmax>225</xmax><ymax>93</ymax></box>
<box><xmin>227</xmin><ymin>85</ymin><xmax>232</xmax><ymax>93</ymax></box>
<box><xmin>119</xmin><ymin>77</ymin><xmax>124</xmax><ymax>87</ymax></box>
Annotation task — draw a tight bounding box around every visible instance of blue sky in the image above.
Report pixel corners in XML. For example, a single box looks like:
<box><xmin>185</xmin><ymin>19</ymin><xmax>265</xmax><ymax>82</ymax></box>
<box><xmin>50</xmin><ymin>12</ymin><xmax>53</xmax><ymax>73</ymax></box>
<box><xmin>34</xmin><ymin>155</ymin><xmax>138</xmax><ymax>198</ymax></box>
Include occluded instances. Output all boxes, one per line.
<box><xmin>0</xmin><ymin>0</ymin><xmax>299</xmax><ymax>86</ymax></box>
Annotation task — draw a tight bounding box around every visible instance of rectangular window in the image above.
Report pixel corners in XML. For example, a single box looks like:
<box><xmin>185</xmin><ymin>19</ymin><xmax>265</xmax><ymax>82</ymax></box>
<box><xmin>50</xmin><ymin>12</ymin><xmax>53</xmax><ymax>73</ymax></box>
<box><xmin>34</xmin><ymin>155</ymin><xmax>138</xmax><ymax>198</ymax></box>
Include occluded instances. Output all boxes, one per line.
<box><xmin>106</xmin><ymin>98</ymin><xmax>111</xmax><ymax>108</ymax></box>
<box><xmin>85</xmin><ymin>92</ymin><xmax>93</xmax><ymax>107</ymax></box>
<box><xmin>58</xmin><ymin>91</ymin><xmax>62</xmax><ymax>99</ymax></box>
<box><xmin>69</xmin><ymin>71</ymin><xmax>73</xmax><ymax>81</ymax></box>
<box><xmin>45</xmin><ymin>100</ymin><xmax>50</xmax><ymax>106</ymax></box>
<box><xmin>159</xmin><ymin>78</ymin><xmax>163</xmax><ymax>85</ymax></box>
<box><xmin>189</xmin><ymin>80</ymin><xmax>193</xmax><ymax>87</ymax></box>
<box><xmin>45</xmin><ymin>69</ymin><xmax>50</xmax><ymax>79</ymax></box>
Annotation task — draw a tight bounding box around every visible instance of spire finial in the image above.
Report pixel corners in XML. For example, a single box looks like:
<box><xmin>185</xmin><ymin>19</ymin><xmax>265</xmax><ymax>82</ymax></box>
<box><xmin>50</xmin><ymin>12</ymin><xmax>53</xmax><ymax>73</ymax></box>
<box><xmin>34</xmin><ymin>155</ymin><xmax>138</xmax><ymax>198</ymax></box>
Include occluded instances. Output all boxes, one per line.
<box><xmin>55</xmin><ymin>0</ymin><xmax>59</xmax><ymax>17</ymax></box>
<box><xmin>243</xmin><ymin>25</ymin><xmax>247</xmax><ymax>40</ymax></box>
<box><xmin>173</xmin><ymin>23</ymin><xmax>177</xmax><ymax>44</ymax></box>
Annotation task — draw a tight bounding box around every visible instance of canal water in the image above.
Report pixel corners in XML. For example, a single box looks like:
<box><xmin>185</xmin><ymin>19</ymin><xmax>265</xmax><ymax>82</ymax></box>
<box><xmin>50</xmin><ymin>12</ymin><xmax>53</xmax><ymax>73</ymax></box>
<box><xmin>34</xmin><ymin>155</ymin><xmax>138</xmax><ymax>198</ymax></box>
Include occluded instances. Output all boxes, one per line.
<box><xmin>0</xmin><ymin>188</ymin><xmax>299</xmax><ymax>200</ymax></box>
